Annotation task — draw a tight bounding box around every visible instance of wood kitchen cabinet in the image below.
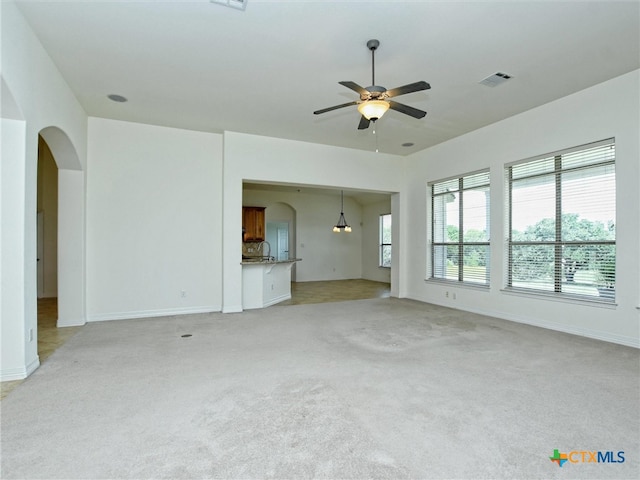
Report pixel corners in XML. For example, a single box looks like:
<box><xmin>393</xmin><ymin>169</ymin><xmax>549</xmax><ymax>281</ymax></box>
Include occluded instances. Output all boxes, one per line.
<box><xmin>242</xmin><ymin>207</ymin><xmax>265</xmax><ymax>242</ymax></box>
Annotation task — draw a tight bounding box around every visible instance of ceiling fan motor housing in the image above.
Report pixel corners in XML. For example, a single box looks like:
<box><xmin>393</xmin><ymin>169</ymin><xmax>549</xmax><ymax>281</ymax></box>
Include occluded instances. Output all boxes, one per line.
<box><xmin>363</xmin><ymin>85</ymin><xmax>386</xmax><ymax>100</ymax></box>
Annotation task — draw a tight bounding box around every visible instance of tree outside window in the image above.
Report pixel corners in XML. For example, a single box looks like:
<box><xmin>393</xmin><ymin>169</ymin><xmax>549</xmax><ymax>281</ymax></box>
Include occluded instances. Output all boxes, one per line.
<box><xmin>431</xmin><ymin>171</ymin><xmax>491</xmax><ymax>285</ymax></box>
<box><xmin>507</xmin><ymin>139</ymin><xmax>615</xmax><ymax>300</ymax></box>
<box><xmin>379</xmin><ymin>214</ymin><xmax>391</xmax><ymax>268</ymax></box>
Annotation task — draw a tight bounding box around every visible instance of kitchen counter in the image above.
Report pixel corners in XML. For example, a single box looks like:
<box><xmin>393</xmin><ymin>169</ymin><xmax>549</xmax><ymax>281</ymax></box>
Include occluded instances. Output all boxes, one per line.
<box><xmin>241</xmin><ymin>257</ymin><xmax>302</xmax><ymax>265</ymax></box>
<box><xmin>241</xmin><ymin>258</ymin><xmax>301</xmax><ymax>309</ymax></box>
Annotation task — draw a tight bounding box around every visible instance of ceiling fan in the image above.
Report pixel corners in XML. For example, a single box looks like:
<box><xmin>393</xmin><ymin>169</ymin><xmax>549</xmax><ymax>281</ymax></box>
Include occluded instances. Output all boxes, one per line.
<box><xmin>314</xmin><ymin>39</ymin><xmax>431</xmax><ymax>130</ymax></box>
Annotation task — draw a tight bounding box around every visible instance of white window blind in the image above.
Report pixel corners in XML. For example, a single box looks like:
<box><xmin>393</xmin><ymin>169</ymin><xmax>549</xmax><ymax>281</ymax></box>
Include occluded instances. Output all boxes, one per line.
<box><xmin>506</xmin><ymin>139</ymin><xmax>616</xmax><ymax>301</ymax></box>
<box><xmin>431</xmin><ymin>171</ymin><xmax>490</xmax><ymax>285</ymax></box>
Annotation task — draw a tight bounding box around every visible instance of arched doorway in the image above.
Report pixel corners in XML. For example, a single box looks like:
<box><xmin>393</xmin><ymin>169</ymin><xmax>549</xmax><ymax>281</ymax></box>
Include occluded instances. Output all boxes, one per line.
<box><xmin>265</xmin><ymin>202</ymin><xmax>296</xmax><ymax>280</ymax></box>
<box><xmin>37</xmin><ymin>136</ymin><xmax>58</xmax><ymax>299</ymax></box>
<box><xmin>37</xmin><ymin>127</ymin><xmax>85</xmax><ymax>332</ymax></box>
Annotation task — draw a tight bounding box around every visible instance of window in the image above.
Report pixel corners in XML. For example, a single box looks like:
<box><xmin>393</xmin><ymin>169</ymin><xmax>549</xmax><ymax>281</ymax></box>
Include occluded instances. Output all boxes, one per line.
<box><xmin>430</xmin><ymin>171</ymin><xmax>490</xmax><ymax>285</ymax></box>
<box><xmin>379</xmin><ymin>213</ymin><xmax>392</xmax><ymax>267</ymax></box>
<box><xmin>506</xmin><ymin>139</ymin><xmax>615</xmax><ymax>301</ymax></box>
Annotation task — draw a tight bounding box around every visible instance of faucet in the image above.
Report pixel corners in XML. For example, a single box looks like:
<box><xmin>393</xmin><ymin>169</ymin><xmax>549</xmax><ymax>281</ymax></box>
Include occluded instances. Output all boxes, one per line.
<box><xmin>259</xmin><ymin>240</ymin><xmax>272</xmax><ymax>261</ymax></box>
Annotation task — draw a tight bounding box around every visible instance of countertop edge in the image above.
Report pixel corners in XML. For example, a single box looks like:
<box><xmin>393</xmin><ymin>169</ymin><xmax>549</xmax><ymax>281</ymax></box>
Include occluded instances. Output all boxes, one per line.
<box><xmin>240</xmin><ymin>258</ymin><xmax>302</xmax><ymax>265</ymax></box>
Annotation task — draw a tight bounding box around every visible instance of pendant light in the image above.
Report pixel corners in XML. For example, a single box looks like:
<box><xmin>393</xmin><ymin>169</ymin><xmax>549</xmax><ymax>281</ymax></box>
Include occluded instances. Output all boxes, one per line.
<box><xmin>332</xmin><ymin>190</ymin><xmax>352</xmax><ymax>233</ymax></box>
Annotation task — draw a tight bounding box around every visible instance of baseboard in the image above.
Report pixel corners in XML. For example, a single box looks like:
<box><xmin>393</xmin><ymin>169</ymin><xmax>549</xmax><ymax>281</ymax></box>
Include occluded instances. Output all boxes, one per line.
<box><xmin>87</xmin><ymin>305</ymin><xmax>221</xmax><ymax>322</ymax></box>
<box><xmin>57</xmin><ymin>318</ymin><xmax>86</xmax><ymax>328</ymax></box>
<box><xmin>1</xmin><ymin>357</ymin><xmax>40</xmax><ymax>382</ymax></box>
<box><xmin>407</xmin><ymin>296</ymin><xmax>639</xmax><ymax>348</ymax></box>
<box><xmin>222</xmin><ymin>304</ymin><xmax>243</xmax><ymax>313</ymax></box>
<box><xmin>264</xmin><ymin>293</ymin><xmax>291</xmax><ymax>308</ymax></box>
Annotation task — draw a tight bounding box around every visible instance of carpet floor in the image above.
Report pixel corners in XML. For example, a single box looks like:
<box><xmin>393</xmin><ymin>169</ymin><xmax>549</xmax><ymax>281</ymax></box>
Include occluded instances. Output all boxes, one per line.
<box><xmin>1</xmin><ymin>298</ymin><xmax>638</xmax><ymax>479</ymax></box>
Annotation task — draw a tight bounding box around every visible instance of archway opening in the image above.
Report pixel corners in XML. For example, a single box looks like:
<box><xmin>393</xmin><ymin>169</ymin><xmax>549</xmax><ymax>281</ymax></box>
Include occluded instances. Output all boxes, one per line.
<box><xmin>265</xmin><ymin>202</ymin><xmax>297</xmax><ymax>280</ymax></box>
<box><xmin>36</xmin><ymin>136</ymin><xmax>63</xmax><ymax>363</ymax></box>
<box><xmin>36</xmin><ymin>127</ymin><xmax>84</xmax><ymax>364</ymax></box>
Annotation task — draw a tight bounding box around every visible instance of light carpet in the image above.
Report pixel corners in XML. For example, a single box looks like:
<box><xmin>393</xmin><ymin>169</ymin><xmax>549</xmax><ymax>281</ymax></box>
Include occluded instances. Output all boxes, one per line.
<box><xmin>1</xmin><ymin>298</ymin><xmax>638</xmax><ymax>479</ymax></box>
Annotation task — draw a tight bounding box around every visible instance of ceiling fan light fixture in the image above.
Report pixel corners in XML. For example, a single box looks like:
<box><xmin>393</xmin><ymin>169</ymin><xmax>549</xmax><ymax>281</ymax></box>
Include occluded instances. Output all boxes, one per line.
<box><xmin>358</xmin><ymin>100</ymin><xmax>390</xmax><ymax>121</ymax></box>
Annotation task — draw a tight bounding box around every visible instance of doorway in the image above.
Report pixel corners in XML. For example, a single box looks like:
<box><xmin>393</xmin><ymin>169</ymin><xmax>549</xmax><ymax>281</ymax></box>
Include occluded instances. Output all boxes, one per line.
<box><xmin>37</xmin><ymin>135</ymin><xmax>58</xmax><ymax>300</ymax></box>
<box><xmin>267</xmin><ymin>222</ymin><xmax>290</xmax><ymax>261</ymax></box>
<box><xmin>264</xmin><ymin>202</ymin><xmax>296</xmax><ymax>281</ymax></box>
<box><xmin>36</xmin><ymin>127</ymin><xmax>85</xmax><ymax>328</ymax></box>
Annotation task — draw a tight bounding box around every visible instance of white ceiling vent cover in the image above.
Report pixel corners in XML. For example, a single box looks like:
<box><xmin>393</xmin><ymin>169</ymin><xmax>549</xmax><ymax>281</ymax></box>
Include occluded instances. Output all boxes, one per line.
<box><xmin>479</xmin><ymin>72</ymin><xmax>512</xmax><ymax>87</ymax></box>
<box><xmin>210</xmin><ymin>0</ymin><xmax>247</xmax><ymax>11</ymax></box>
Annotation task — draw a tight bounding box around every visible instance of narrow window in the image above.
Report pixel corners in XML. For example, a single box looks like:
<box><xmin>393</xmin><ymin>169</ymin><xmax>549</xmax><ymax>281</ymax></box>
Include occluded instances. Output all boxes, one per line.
<box><xmin>379</xmin><ymin>213</ymin><xmax>392</xmax><ymax>268</ymax></box>
<box><xmin>430</xmin><ymin>171</ymin><xmax>491</xmax><ymax>285</ymax></box>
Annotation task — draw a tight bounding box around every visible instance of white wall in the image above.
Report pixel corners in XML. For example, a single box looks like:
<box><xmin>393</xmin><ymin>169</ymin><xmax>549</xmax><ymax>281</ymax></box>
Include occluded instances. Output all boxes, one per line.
<box><xmin>222</xmin><ymin>132</ymin><xmax>405</xmax><ymax>312</ymax></box>
<box><xmin>243</xmin><ymin>189</ymin><xmax>364</xmax><ymax>282</ymax></box>
<box><xmin>1</xmin><ymin>1</ymin><xmax>88</xmax><ymax>380</ymax></box>
<box><xmin>86</xmin><ymin>118</ymin><xmax>223</xmax><ymax>321</ymax></box>
<box><xmin>403</xmin><ymin>70</ymin><xmax>640</xmax><ymax>347</ymax></box>
<box><xmin>1</xmin><ymin>117</ymin><xmax>30</xmax><ymax>379</ymax></box>
<box><xmin>362</xmin><ymin>199</ymin><xmax>392</xmax><ymax>283</ymax></box>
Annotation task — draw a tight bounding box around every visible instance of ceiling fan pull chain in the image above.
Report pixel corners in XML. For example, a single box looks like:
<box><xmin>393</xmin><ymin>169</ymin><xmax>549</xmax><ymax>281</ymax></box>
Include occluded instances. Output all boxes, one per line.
<box><xmin>373</xmin><ymin>120</ymin><xmax>379</xmax><ymax>153</ymax></box>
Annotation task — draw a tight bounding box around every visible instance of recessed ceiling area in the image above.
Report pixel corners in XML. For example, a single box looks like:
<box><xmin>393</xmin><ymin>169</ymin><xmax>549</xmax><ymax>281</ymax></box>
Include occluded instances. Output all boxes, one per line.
<box><xmin>14</xmin><ymin>0</ymin><xmax>640</xmax><ymax>156</ymax></box>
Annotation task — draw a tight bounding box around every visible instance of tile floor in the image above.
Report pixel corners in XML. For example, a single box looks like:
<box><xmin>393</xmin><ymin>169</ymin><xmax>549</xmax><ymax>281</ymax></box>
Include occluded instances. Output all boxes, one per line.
<box><xmin>281</xmin><ymin>278</ymin><xmax>390</xmax><ymax>305</ymax></box>
<box><xmin>0</xmin><ymin>280</ymin><xmax>390</xmax><ymax>400</ymax></box>
<box><xmin>0</xmin><ymin>298</ymin><xmax>82</xmax><ymax>400</ymax></box>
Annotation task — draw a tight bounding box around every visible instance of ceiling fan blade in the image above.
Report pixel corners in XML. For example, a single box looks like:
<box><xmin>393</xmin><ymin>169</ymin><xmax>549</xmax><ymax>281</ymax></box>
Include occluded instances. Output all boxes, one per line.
<box><xmin>313</xmin><ymin>101</ymin><xmax>359</xmax><ymax>115</ymax></box>
<box><xmin>339</xmin><ymin>81</ymin><xmax>369</xmax><ymax>96</ymax></box>
<box><xmin>357</xmin><ymin>115</ymin><xmax>371</xmax><ymax>130</ymax></box>
<box><xmin>388</xmin><ymin>100</ymin><xmax>427</xmax><ymax>119</ymax></box>
<box><xmin>385</xmin><ymin>81</ymin><xmax>431</xmax><ymax>98</ymax></box>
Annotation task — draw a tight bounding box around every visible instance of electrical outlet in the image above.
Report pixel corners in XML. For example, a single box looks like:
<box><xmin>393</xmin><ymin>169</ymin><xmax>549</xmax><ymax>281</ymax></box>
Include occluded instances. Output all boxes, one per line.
<box><xmin>445</xmin><ymin>291</ymin><xmax>449</xmax><ymax>298</ymax></box>
<box><xmin>453</xmin><ymin>293</ymin><xmax>457</xmax><ymax>300</ymax></box>
<box><xmin>180</xmin><ymin>290</ymin><xmax>187</xmax><ymax>298</ymax></box>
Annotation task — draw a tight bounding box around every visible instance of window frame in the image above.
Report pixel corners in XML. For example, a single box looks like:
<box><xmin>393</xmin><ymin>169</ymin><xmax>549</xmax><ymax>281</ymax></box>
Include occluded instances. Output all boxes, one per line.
<box><xmin>379</xmin><ymin>213</ymin><xmax>392</xmax><ymax>268</ymax></box>
<box><xmin>429</xmin><ymin>169</ymin><xmax>491</xmax><ymax>286</ymax></box>
<box><xmin>505</xmin><ymin>138</ymin><xmax>616</xmax><ymax>302</ymax></box>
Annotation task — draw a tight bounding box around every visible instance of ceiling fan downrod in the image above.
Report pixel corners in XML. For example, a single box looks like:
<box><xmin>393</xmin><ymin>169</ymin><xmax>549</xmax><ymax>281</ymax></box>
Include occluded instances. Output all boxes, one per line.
<box><xmin>367</xmin><ymin>39</ymin><xmax>379</xmax><ymax>87</ymax></box>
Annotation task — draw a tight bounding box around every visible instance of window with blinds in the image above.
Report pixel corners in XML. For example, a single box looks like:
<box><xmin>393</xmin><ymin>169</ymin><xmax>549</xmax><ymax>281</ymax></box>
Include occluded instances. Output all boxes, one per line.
<box><xmin>431</xmin><ymin>171</ymin><xmax>490</xmax><ymax>285</ymax></box>
<box><xmin>506</xmin><ymin>139</ymin><xmax>616</xmax><ymax>301</ymax></box>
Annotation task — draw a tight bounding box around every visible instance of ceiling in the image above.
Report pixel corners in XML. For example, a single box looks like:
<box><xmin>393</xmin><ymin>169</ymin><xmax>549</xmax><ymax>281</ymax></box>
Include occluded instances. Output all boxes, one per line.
<box><xmin>15</xmin><ymin>0</ymin><xmax>639</xmax><ymax>158</ymax></box>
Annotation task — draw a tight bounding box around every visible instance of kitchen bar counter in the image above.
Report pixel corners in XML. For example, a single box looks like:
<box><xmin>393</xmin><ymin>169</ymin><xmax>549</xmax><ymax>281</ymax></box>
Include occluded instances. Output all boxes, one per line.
<box><xmin>240</xmin><ymin>258</ymin><xmax>302</xmax><ymax>265</ymax></box>
<box><xmin>241</xmin><ymin>258</ymin><xmax>301</xmax><ymax>309</ymax></box>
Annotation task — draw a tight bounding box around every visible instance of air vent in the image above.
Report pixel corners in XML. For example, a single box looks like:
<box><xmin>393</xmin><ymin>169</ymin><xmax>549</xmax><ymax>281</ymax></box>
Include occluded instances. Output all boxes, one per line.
<box><xmin>210</xmin><ymin>0</ymin><xmax>247</xmax><ymax>10</ymax></box>
<box><xmin>479</xmin><ymin>72</ymin><xmax>513</xmax><ymax>87</ymax></box>
<box><xmin>107</xmin><ymin>94</ymin><xmax>127</xmax><ymax>103</ymax></box>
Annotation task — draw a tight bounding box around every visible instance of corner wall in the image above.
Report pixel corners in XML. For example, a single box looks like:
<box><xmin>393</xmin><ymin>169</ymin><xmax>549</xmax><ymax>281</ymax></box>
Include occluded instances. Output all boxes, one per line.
<box><xmin>86</xmin><ymin>118</ymin><xmax>223</xmax><ymax>321</ymax></box>
<box><xmin>1</xmin><ymin>1</ymin><xmax>88</xmax><ymax>380</ymax></box>
<box><xmin>403</xmin><ymin>70</ymin><xmax>640</xmax><ymax>347</ymax></box>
